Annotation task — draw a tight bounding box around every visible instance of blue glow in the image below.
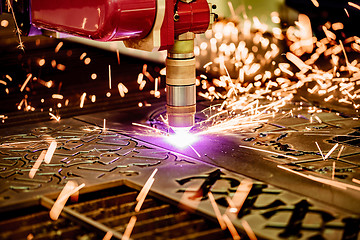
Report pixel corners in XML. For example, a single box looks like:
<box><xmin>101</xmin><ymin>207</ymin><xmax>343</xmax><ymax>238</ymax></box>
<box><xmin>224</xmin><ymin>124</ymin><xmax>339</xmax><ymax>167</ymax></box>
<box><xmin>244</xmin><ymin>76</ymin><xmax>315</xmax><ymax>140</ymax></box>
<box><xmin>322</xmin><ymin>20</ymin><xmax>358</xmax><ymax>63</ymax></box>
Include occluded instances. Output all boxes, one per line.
<box><xmin>167</xmin><ymin>127</ymin><xmax>198</xmax><ymax>148</ymax></box>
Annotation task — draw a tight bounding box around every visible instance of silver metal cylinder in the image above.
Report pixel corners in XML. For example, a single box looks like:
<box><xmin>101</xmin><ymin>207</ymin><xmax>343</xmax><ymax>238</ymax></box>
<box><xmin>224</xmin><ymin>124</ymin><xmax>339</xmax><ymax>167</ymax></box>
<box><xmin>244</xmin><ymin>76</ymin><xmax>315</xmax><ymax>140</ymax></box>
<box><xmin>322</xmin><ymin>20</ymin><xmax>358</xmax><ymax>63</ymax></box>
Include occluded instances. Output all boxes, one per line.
<box><xmin>166</xmin><ymin>85</ymin><xmax>195</xmax><ymax>106</ymax></box>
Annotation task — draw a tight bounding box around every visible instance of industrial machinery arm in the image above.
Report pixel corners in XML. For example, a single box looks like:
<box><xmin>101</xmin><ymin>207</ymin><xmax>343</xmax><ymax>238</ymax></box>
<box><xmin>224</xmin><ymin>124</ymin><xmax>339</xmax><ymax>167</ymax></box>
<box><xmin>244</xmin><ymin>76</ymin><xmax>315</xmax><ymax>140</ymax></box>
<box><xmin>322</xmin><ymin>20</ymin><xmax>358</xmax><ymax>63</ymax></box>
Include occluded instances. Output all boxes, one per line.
<box><xmin>3</xmin><ymin>0</ymin><xmax>216</xmax><ymax>131</ymax></box>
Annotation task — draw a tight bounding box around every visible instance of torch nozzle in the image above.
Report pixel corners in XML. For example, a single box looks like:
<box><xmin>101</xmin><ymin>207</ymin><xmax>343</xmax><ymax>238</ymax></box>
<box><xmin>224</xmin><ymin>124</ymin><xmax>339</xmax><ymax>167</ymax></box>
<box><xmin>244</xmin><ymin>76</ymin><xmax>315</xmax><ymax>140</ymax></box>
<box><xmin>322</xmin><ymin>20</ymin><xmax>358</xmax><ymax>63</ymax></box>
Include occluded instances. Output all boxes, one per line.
<box><xmin>166</xmin><ymin>34</ymin><xmax>196</xmax><ymax>130</ymax></box>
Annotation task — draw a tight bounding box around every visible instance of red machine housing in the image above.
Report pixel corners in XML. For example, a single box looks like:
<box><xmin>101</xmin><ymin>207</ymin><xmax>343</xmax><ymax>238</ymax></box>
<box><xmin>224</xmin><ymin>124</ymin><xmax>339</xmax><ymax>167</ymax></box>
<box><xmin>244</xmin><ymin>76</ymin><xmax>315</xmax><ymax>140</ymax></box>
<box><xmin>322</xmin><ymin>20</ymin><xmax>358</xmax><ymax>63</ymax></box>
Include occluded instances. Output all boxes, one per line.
<box><xmin>30</xmin><ymin>0</ymin><xmax>210</xmax><ymax>50</ymax></box>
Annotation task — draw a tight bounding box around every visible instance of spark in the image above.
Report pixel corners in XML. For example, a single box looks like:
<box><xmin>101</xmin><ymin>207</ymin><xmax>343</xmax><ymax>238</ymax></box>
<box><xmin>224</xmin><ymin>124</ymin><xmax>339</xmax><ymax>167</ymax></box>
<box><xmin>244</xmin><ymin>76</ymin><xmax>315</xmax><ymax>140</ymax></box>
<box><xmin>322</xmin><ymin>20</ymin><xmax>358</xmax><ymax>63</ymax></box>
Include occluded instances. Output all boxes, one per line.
<box><xmin>142</xmin><ymin>64</ymin><xmax>147</xmax><ymax>74</ymax></box>
<box><xmin>103</xmin><ymin>231</ymin><xmax>113</xmax><ymax>240</ymax></box>
<box><xmin>337</xmin><ymin>145</ymin><xmax>345</xmax><ymax>160</ymax></box>
<box><xmin>137</xmin><ymin>73</ymin><xmax>144</xmax><ymax>84</ymax></box>
<box><xmin>239</xmin><ymin>145</ymin><xmax>298</xmax><ymax>160</ymax></box>
<box><xmin>189</xmin><ymin>144</ymin><xmax>201</xmax><ymax>157</ymax></box>
<box><xmin>324</xmin><ymin>143</ymin><xmax>339</xmax><ymax>160</ymax></box>
<box><xmin>339</xmin><ymin>40</ymin><xmax>351</xmax><ymax>68</ymax></box>
<box><xmin>315</xmin><ymin>142</ymin><xmax>325</xmax><ymax>161</ymax></box>
<box><xmin>278</xmin><ymin>165</ymin><xmax>360</xmax><ymax>191</ymax></box>
<box><xmin>52</xmin><ymin>94</ymin><xmax>64</xmax><ymax>100</ymax></box>
<box><xmin>27</xmin><ymin>233</ymin><xmax>34</xmax><ymax>240</ymax></box>
<box><xmin>311</xmin><ymin>0</ymin><xmax>319</xmax><ymax>7</ymax></box>
<box><xmin>80</xmin><ymin>92</ymin><xmax>86</xmax><ymax>108</ymax></box>
<box><xmin>121</xmin><ymin>216</ymin><xmax>137</xmax><ymax>240</ymax></box>
<box><xmin>332</xmin><ymin>161</ymin><xmax>335</xmax><ymax>180</ymax></box>
<box><xmin>203</xmin><ymin>61</ymin><xmax>213</xmax><ymax>68</ymax></box>
<box><xmin>5</xmin><ymin>74</ymin><xmax>12</xmax><ymax>81</ymax></box>
<box><xmin>227</xmin><ymin>1</ymin><xmax>237</xmax><ymax>20</ymax></box>
<box><xmin>1</xmin><ymin>19</ymin><xmax>9</xmax><ymax>27</ymax></box>
<box><xmin>116</xmin><ymin>49</ymin><xmax>120</xmax><ymax>64</ymax></box>
<box><xmin>103</xmin><ymin>119</ymin><xmax>106</xmax><ymax>131</ymax></box>
<box><xmin>80</xmin><ymin>52</ymin><xmax>87</xmax><ymax>60</ymax></box>
<box><xmin>20</xmin><ymin>74</ymin><xmax>32</xmax><ymax>92</ymax></box>
<box><xmin>286</xmin><ymin>52</ymin><xmax>311</xmax><ymax>71</ymax></box>
<box><xmin>84</xmin><ymin>57</ymin><xmax>91</xmax><ymax>65</ymax></box>
<box><xmin>222</xmin><ymin>214</ymin><xmax>240</xmax><ymax>240</ymax></box>
<box><xmin>56</xmin><ymin>64</ymin><xmax>66</xmax><ymax>71</ymax></box>
<box><xmin>29</xmin><ymin>150</ymin><xmax>46</xmax><ymax>179</ymax></box>
<box><xmin>82</xmin><ymin>17</ymin><xmax>87</xmax><ymax>29</ymax></box>
<box><xmin>55</xmin><ymin>42</ymin><xmax>63</xmax><ymax>53</ymax></box>
<box><xmin>7</xmin><ymin>0</ymin><xmax>24</xmax><ymax>51</ymax></box>
<box><xmin>344</xmin><ymin>8</ymin><xmax>350</xmax><ymax>17</ymax></box>
<box><xmin>208</xmin><ymin>192</ymin><xmax>226</xmax><ymax>230</ymax></box>
<box><xmin>56</xmin><ymin>183</ymin><xmax>85</xmax><ymax>205</ymax></box>
<box><xmin>49</xmin><ymin>181</ymin><xmax>79</xmax><ymax>220</ymax></box>
<box><xmin>348</xmin><ymin>2</ymin><xmax>360</xmax><ymax>11</ymax></box>
<box><xmin>118</xmin><ymin>83</ymin><xmax>128</xmax><ymax>97</ymax></box>
<box><xmin>49</xmin><ymin>112</ymin><xmax>60</xmax><ymax>121</ymax></box>
<box><xmin>242</xmin><ymin>220</ymin><xmax>257</xmax><ymax>240</ymax></box>
<box><xmin>132</xmin><ymin>122</ymin><xmax>162</xmax><ymax>133</ymax></box>
<box><xmin>108</xmin><ymin>65</ymin><xmax>112</xmax><ymax>89</ymax></box>
<box><xmin>314</xmin><ymin>115</ymin><xmax>322</xmax><ymax>123</ymax></box>
<box><xmin>44</xmin><ymin>140</ymin><xmax>57</xmax><ymax>164</ymax></box>
<box><xmin>227</xmin><ymin>179</ymin><xmax>252</xmax><ymax>215</ymax></box>
<box><xmin>144</xmin><ymin>71</ymin><xmax>154</xmax><ymax>82</ymax></box>
<box><xmin>353</xmin><ymin>178</ymin><xmax>360</xmax><ymax>184</ymax></box>
<box><xmin>135</xmin><ymin>168</ymin><xmax>157</xmax><ymax>212</ymax></box>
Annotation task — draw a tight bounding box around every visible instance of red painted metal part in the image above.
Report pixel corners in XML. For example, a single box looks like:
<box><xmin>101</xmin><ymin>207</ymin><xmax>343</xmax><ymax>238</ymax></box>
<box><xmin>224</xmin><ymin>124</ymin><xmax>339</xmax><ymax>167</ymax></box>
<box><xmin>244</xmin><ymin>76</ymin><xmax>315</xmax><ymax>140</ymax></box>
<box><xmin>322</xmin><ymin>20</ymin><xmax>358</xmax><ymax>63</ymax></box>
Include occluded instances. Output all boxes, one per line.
<box><xmin>174</xmin><ymin>0</ymin><xmax>210</xmax><ymax>36</ymax></box>
<box><xmin>30</xmin><ymin>0</ymin><xmax>157</xmax><ymax>41</ymax></box>
<box><xmin>159</xmin><ymin>0</ymin><xmax>175</xmax><ymax>51</ymax></box>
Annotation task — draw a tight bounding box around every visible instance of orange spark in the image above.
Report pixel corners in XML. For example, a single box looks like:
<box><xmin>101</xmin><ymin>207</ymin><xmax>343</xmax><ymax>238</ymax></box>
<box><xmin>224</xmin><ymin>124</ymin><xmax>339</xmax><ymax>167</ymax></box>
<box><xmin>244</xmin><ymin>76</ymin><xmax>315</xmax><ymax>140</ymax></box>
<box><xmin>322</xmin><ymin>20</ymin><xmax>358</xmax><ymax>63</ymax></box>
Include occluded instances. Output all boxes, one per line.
<box><xmin>349</xmin><ymin>2</ymin><xmax>360</xmax><ymax>11</ymax></box>
<box><xmin>324</xmin><ymin>143</ymin><xmax>339</xmax><ymax>160</ymax></box>
<box><xmin>286</xmin><ymin>52</ymin><xmax>311</xmax><ymax>71</ymax></box>
<box><xmin>55</xmin><ymin>42</ymin><xmax>63</xmax><ymax>53</ymax></box>
<box><xmin>315</xmin><ymin>142</ymin><xmax>325</xmax><ymax>161</ymax></box>
<box><xmin>353</xmin><ymin>178</ymin><xmax>360</xmax><ymax>184</ymax></box>
<box><xmin>311</xmin><ymin>0</ymin><xmax>319</xmax><ymax>7</ymax></box>
<box><xmin>121</xmin><ymin>216</ymin><xmax>137</xmax><ymax>240</ymax></box>
<box><xmin>239</xmin><ymin>145</ymin><xmax>298</xmax><ymax>160</ymax></box>
<box><xmin>116</xmin><ymin>49</ymin><xmax>120</xmax><ymax>65</ymax></box>
<box><xmin>227</xmin><ymin>179</ymin><xmax>252</xmax><ymax>215</ymax></box>
<box><xmin>50</xmin><ymin>181</ymin><xmax>79</xmax><ymax>220</ymax></box>
<box><xmin>80</xmin><ymin>52</ymin><xmax>87</xmax><ymax>60</ymax></box>
<box><xmin>84</xmin><ymin>57</ymin><xmax>91</xmax><ymax>65</ymax></box>
<box><xmin>80</xmin><ymin>92</ymin><xmax>86</xmax><ymax>108</ymax></box>
<box><xmin>20</xmin><ymin>73</ymin><xmax>32</xmax><ymax>92</ymax></box>
<box><xmin>242</xmin><ymin>220</ymin><xmax>257</xmax><ymax>240</ymax></box>
<box><xmin>108</xmin><ymin>65</ymin><xmax>112</xmax><ymax>89</ymax></box>
<box><xmin>208</xmin><ymin>192</ymin><xmax>226</xmax><ymax>230</ymax></box>
<box><xmin>103</xmin><ymin>231</ymin><xmax>113</xmax><ymax>240</ymax></box>
<box><xmin>117</xmin><ymin>83</ymin><xmax>128</xmax><ymax>97</ymax></box>
<box><xmin>29</xmin><ymin>150</ymin><xmax>46</xmax><ymax>179</ymax></box>
<box><xmin>222</xmin><ymin>214</ymin><xmax>240</xmax><ymax>240</ymax></box>
<box><xmin>135</xmin><ymin>168</ymin><xmax>157</xmax><ymax>212</ymax></box>
<box><xmin>44</xmin><ymin>140</ymin><xmax>57</xmax><ymax>164</ymax></box>
<box><xmin>49</xmin><ymin>112</ymin><xmax>60</xmax><ymax>121</ymax></box>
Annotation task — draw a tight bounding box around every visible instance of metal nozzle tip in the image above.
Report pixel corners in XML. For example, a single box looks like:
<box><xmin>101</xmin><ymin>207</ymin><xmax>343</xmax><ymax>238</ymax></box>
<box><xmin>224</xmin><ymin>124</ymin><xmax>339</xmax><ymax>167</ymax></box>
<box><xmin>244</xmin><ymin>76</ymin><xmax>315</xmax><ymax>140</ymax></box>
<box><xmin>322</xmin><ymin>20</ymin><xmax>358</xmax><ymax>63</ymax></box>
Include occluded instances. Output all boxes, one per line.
<box><xmin>167</xmin><ymin>105</ymin><xmax>196</xmax><ymax>129</ymax></box>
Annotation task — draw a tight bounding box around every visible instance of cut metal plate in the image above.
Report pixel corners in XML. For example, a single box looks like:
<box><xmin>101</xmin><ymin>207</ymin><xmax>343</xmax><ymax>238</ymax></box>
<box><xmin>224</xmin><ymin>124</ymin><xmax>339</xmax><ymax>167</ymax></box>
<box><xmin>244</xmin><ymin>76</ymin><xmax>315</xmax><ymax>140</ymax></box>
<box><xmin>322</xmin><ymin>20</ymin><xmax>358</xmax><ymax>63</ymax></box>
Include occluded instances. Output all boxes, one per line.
<box><xmin>0</xmin><ymin>111</ymin><xmax>359</xmax><ymax>239</ymax></box>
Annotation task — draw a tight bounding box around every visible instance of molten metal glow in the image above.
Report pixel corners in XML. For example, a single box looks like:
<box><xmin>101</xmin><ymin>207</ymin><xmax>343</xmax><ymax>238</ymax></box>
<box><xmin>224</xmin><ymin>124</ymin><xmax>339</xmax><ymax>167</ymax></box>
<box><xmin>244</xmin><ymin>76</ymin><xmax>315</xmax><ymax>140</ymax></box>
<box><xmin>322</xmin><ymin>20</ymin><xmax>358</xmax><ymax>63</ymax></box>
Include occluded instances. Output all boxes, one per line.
<box><xmin>167</xmin><ymin>127</ymin><xmax>198</xmax><ymax>148</ymax></box>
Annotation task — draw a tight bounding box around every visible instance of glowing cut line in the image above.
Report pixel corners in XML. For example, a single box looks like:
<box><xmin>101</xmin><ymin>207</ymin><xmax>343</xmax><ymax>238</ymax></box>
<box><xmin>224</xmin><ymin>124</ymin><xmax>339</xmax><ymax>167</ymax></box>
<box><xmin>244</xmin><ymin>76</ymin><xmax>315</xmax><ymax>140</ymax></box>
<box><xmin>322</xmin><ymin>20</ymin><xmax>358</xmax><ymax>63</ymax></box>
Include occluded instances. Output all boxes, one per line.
<box><xmin>239</xmin><ymin>145</ymin><xmax>298</xmax><ymax>160</ymax></box>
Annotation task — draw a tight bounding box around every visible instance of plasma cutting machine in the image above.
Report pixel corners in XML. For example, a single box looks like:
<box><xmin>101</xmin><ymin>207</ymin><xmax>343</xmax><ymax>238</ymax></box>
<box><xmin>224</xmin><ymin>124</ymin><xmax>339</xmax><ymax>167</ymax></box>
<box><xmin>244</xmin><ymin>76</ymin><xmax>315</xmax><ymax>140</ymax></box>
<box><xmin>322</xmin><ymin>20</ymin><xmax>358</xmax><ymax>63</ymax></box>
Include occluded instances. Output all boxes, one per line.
<box><xmin>11</xmin><ymin>0</ymin><xmax>216</xmax><ymax>131</ymax></box>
